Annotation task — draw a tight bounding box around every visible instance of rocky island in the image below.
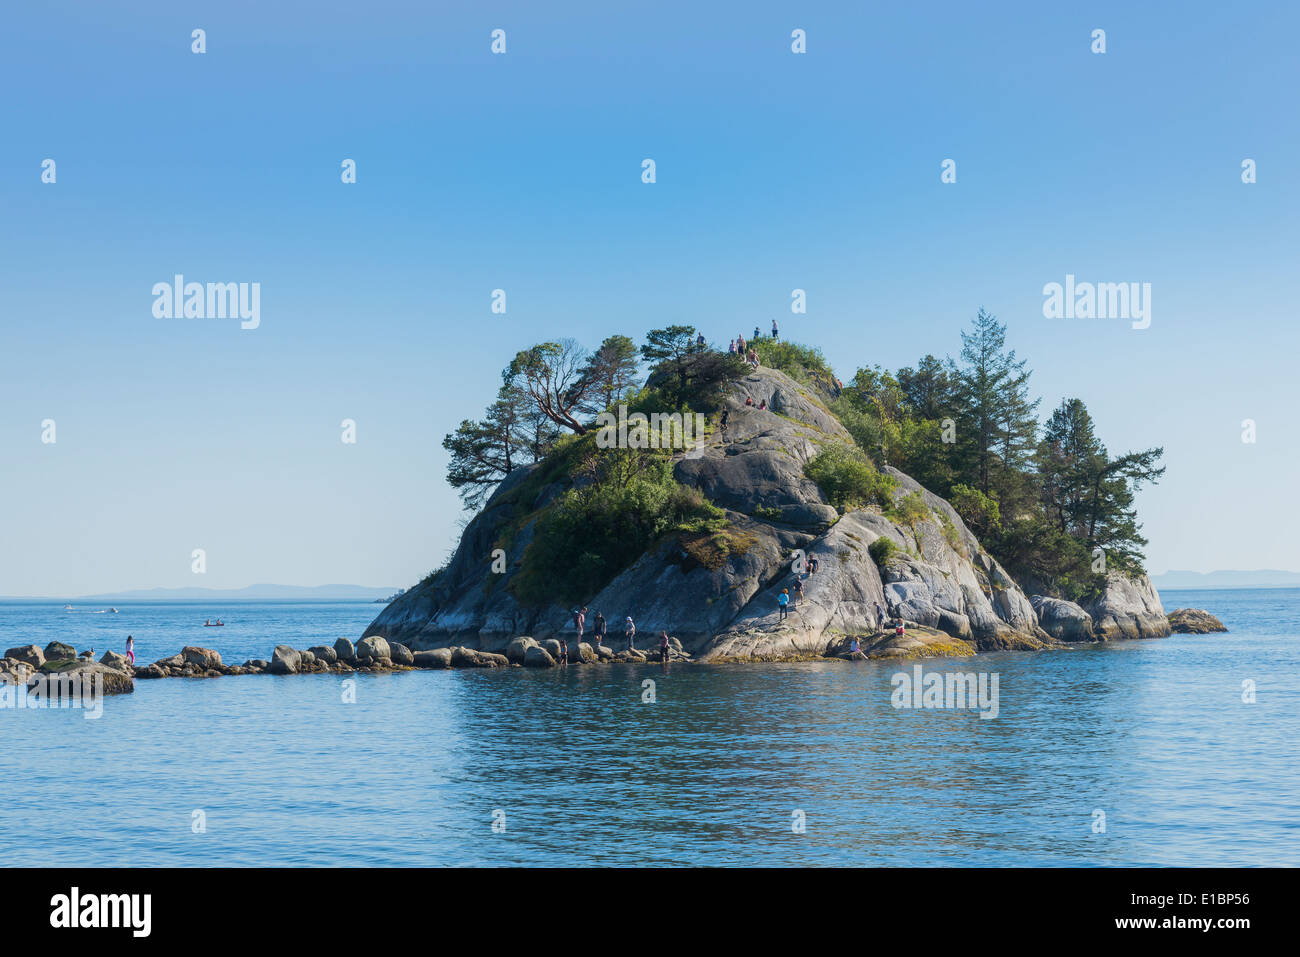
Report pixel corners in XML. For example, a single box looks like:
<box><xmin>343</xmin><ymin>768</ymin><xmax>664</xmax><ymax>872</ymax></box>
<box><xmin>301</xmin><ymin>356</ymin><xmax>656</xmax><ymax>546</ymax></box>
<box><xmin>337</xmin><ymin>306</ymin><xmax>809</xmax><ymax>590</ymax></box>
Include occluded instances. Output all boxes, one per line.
<box><xmin>361</xmin><ymin>317</ymin><xmax>1183</xmax><ymax>664</ymax></box>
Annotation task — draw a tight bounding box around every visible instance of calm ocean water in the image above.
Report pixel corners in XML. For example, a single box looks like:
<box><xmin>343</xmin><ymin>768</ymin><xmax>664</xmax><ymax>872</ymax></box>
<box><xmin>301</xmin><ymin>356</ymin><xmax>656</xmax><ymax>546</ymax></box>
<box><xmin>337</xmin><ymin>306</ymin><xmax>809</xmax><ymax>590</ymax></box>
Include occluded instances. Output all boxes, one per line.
<box><xmin>0</xmin><ymin>589</ymin><xmax>1296</xmax><ymax>867</ymax></box>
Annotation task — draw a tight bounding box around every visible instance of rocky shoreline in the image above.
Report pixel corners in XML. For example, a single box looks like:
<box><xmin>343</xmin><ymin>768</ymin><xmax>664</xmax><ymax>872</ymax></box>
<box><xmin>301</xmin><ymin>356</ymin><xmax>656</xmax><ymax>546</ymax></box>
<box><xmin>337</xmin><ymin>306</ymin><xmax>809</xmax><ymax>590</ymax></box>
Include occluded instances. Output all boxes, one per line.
<box><xmin>0</xmin><ymin>604</ymin><xmax>1229</xmax><ymax>700</ymax></box>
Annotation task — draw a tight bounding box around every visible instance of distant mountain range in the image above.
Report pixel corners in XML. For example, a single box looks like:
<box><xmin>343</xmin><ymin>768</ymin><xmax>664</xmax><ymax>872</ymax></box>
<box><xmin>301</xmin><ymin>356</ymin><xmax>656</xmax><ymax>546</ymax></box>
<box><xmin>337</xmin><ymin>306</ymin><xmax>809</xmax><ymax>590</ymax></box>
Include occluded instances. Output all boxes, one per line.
<box><xmin>1151</xmin><ymin>570</ymin><xmax>1300</xmax><ymax>590</ymax></box>
<box><xmin>5</xmin><ymin>584</ymin><xmax>402</xmax><ymax>602</ymax></box>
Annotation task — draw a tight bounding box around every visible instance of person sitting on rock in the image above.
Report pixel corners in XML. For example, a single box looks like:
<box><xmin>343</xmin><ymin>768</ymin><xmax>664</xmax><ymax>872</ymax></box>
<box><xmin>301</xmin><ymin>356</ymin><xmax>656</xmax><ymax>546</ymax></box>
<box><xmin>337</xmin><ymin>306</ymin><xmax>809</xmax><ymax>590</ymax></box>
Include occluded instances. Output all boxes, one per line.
<box><xmin>807</xmin><ymin>555</ymin><xmax>819</xmax><ymax>575</ymax></box>
<box><xmin>894</xmin><ymin>619</ymin><xmax>905</xmax><ymax>638</ymax></box>
<box><xmin>758</xmin><ymin>398</ymin><xmax>767</xmax><ymax>410</ymax></box>
<box><xmin>778</xmin><ymin>589</ymin><xmax>789</xmax><ymax>621</ymax></box>
<box><xmin>849</xmin><ymin>636</ymin><xmax>861</xmax><ymax>654</ymax></box>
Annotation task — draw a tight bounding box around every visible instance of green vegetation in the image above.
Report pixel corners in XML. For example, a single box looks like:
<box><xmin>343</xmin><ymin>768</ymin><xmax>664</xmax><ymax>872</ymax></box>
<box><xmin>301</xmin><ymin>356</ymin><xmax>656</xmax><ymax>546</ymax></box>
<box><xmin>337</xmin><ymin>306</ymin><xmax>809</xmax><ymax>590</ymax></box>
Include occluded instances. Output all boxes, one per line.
<box><xmin>510</xmin><ymin>449</ymin><xmax>725</xmax><ymax>606</ymax></box>
<box><xmin>803</xmin><ymin>445</ymin><xmax>896</xmax><ymax>511</ymax></box>
<box><xmin>868</xmin><ymin>536</ymin><xmax>898</xmax><ymax>566</ymax></box>
<box><xmin>751</xmin><ymin>339</ymin><xmax>837</xmax><ymax>392</ymax></box>
<box><xmin>819</xmin><ymin>308</ymin><xmax>1164</xmax><ymax>595</ymax></box>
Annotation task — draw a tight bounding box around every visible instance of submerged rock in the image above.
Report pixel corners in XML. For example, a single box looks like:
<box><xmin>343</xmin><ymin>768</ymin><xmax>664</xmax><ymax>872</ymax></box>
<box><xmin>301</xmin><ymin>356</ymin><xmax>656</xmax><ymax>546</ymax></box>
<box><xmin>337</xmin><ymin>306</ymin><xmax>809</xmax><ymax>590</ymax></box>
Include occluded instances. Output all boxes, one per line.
<box><xmin>1166</xmin><ymin>608</ymin><xmax>1228</xmax><ymax>634</ymax></box>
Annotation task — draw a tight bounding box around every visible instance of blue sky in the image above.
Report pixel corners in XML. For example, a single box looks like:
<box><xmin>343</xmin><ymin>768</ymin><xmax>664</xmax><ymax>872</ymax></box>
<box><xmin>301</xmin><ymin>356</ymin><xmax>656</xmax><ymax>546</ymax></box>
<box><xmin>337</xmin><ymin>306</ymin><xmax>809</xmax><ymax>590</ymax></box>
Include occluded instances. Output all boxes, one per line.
<box><xmin>1</xmin><ymin>1</ymin><xmax>1296</xmax><ymax>596</ymax></box>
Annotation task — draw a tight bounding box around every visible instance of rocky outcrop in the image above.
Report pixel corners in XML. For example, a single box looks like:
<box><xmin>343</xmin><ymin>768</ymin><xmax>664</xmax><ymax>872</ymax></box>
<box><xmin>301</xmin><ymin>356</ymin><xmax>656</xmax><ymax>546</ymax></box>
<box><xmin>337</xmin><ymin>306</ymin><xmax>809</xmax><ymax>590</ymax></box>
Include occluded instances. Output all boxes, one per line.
<box><xmin>1167</xmin><ymin>608</ymin><xmax>1228</xmax><ymax>633</ymax></box>
<box><xmin>36</xmin><ymin>658</ymin><xmax>134</xmax><ymax>695</ymax></box>
<box><xmin>1084</xmin><ymin>574</ymin><xmax>1170</xmax><ymax>639</ymax></box>
<box><xmin>364</xmin><ymin>367</ymin><xmax>1059</xmax><ymax>661</ymax></box>
<box><xmin>5</xmin><ymin>645</ymin><xmax>44</xmax><ymax>668</ymax></box>
<box><xmin>1031</xmin><ymin>596</ymin><xmax>1096</xmax><ymax>642</ymax></box>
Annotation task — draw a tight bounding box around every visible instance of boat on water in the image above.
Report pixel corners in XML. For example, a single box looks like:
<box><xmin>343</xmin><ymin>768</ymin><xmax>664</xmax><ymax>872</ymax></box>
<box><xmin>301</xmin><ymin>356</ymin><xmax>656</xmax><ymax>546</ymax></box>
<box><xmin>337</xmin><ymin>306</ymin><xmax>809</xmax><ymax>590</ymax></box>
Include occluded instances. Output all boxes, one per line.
<box><xmin>204</xmin><ymin>619</ymin><xmax>225</xmax><ymax>627</ymax></box>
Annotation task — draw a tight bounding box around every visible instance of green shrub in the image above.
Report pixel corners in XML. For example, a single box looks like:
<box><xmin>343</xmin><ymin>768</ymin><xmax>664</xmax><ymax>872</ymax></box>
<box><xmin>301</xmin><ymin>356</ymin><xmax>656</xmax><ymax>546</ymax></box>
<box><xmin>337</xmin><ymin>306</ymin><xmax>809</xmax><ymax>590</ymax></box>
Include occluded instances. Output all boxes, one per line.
<box><xmin>949</xmin><ymin>484</ymin><xmax>1001</xmax><ymax>535</ymax></box>
<box><xmin>804</xmin><ymin>445</ymin><xmax>896</xmax><ymax>511</ymax></box>
<box><xmin>868</xmin><ymin>537</ymin><xmax>898</xmax><ymax>566</ymax></box>
<box><xmin>511</xmin><ymin>457</ymin><xmax>725</xmax><ymax>606</ymax></box>
<box><xmin>886</xmin><ymin>489</ymin><xmax>929</xmax><ymax>527</ymax></box>
<box><xmin>752</xmin><ymin>504</ymin><xmax>782</xmax><ymax>521</ymax></box>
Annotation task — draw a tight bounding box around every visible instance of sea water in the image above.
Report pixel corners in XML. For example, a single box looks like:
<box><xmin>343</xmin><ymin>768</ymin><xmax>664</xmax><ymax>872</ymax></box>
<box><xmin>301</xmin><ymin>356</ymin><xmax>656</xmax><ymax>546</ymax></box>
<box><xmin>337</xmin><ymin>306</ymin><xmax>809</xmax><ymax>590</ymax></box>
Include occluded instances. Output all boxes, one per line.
<box><xmin>0</xmin><ymin>589</ymin><xmax>1295</xmax><ymax>866</ymax></box>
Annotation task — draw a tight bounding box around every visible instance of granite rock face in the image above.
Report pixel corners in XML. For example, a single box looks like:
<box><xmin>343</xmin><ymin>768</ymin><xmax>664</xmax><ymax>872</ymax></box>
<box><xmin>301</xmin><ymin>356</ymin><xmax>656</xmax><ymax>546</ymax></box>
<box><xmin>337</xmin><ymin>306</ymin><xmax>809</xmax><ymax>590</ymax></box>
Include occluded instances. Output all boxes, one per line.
<box><xmin>1083</xmin><ymin>574</ymin><xmax>1171</xmax><ymax>639</ymax></box>
<box><xmin>1030</xmin><ymin>596</ymin><xmax>1097</xmax><ymax>642</ymax></box>
<box><xmin>362</xmin><ymin>367</ymin><xmax>1083</xmax><ymax>660</ymax></box>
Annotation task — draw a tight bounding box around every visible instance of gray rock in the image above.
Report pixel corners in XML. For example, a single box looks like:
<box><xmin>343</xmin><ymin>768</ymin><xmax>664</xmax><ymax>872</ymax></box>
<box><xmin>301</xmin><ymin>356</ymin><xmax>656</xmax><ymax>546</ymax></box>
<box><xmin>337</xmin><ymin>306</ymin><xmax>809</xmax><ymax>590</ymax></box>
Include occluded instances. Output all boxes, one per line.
<box><xmin>1166</xmin><ymin>608</ymin><xmax>1227</xmax><ymax>634</ymax></box>
<box><xmin>523</xmin><ymin>645</ymin><xmax>557</xmax><ymax>667</ymax></box>
<box><xmin>6</xmin><ymin>645</ymin><xmax>45</xmax><ymax>668</ymax></box>
<box><xmin>182</xmin><ymin>646</ymin><xmax>223</xmax><ymax>670</ymax></box>
<box><xmin>270</xmin><ymin>645</ymin><xmax>301</xmax><ymax>675</ymax></box>
<box><xmin>333</xmin><ymin>638</ymin><xmax>356</xmax><ymax>663</ymax></box>
<box><xmin>356</xmin><ymin>635</ymin><xmax>390</xmax><ymax>661</ymax></box>
<box><xmin>1084</xmin><ymin>574</ymin><xmax>1171</xmax><ymax>639</ymax></box>
<box><xmin>309</xmin><ymin>645</ymin><xmax>338</xmax><ymax>664</ymax></box>
<box><xmin>99</xmin><ymin>650</ymin><xmax>133</xmax><ymax>672</ymax></box>
<box><xmin>44</xmin><ymin>641</ymin><xmax>76</xmax><ymax>662</ymax></box>
<box><xmin>505</xmin><ymin>636</ymin><xmax>539</xmax><ymax>664</ymax></box>
<box><xmin>388</xmin><ymin>642</ymin><xmax>415</xmax><ymax>666</ymax></box>
<box><xmin>541</xmin><ymin>639</ymin><xmax>563</xmax><ymax>659</ymax></box>
<box><xmin>1031</xmin><ymin>596</ymin><xmax>1096</xmax><ymax>642</ymax></box>
<box><xmin>571</xmin><ymin>642</ymin><xmax>597</xmax><ymax>664</ymax></box>
<box><xmin>35</xmin><ymin>659</ymin><xmax>134</xmax><ymax>695</ymax></box>
<box><xmin>450</xmin><ymin>647</ymin><xmax>508</xmax><ymax>668</ymax></box>
<box><xmin>413</xmin><ymin>648</ymin><xmax>453</xmax><ymax>669</ymax></box>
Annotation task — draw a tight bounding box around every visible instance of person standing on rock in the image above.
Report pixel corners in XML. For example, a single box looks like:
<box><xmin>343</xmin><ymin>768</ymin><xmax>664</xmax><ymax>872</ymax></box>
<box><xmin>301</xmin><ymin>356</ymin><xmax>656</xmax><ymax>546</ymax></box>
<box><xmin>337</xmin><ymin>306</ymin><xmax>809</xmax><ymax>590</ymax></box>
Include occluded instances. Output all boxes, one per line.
<box><xmin>771</xmin><ymin>318</ymin><xmax>779</xmax><ymax>339</ymax></box>
<box><xmin>125</xmin><ymin>635</ymin><xmax>135</xmax><ymax>665</ymax></box>
<box><xmin>573</xmin><ymin>607</ymin><xmax>587</xmax><ymax>643</ymax></box>
<box><xmin>624</xmin><ymin>616</ymin><xmax>636</xmax><ymax>651</ymax></box>
<box><xmin>558</xmin><ymin>638</ymin><xmax>569</xmax><ymax>666</ymax></box>
<box><xmin>753</xmin><ymin>325</ymin><xmax>761</xmax><ymax>341</ymax></box>
<box><xmin>792</xmin><ymin>577</ymin><xmax>804</xmax><ymax>605</ymax></box>
<box><xmin>874</xmin><ymin>601</ymin><xmax>886</xmax><ymax>635</ymax></box>
<box><xmin>592</xmin><ymin>611</ymin><xmax>606</xmax><ymax>647</ymax></box>
<box><xmin>777</xmin><ymin>589</ymin><xmax>790</xmax><ymax>621</ymax></box>
<box><xmin>658</xmin><ymin>631</ymin><xmax>671</xmax><ymax>663</ymax></box>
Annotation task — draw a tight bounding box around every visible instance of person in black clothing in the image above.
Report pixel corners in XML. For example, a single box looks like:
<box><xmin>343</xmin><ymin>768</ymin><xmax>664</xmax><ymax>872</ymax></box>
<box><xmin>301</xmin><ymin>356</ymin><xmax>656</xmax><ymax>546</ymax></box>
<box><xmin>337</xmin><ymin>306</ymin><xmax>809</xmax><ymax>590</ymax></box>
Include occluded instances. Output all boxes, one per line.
<box><xmin>592</xmin><ymin>611</ymin><xmax>607</xmax><ymax>648</ymax></box>
<box><xmin>658</xmin><ymin>631</ymin><xmax>671</xmax><ymax>663</ymax></box>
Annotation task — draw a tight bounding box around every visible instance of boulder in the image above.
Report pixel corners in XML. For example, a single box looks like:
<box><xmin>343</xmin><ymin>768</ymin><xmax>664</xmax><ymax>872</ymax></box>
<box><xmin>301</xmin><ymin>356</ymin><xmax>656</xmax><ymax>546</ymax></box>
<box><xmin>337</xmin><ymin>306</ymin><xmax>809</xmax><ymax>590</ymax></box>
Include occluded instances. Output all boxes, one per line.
<box><xmin>413</xmin><ymin>648</ymin><xmax>453</xmax><ymax>669</ymax></box>
<box><xmin>388</xmin><ymin>642</ymin><xmax>415</xmax><ymax>666</ymax></box>
<box><xmin>356</xmin><ymin>635</ymin><xmax>390</xmax><ymax>662</ymax></box>
<box><xmin>245</xmin><ymin>659</ymin><xmax>270</xmax><ymax>672</ymax></box>
<box><xmin>300</xmin><ymin>650</ymin><xmax>318</xmax><ymax>666</ymax></box>
<box><xmin>450</xmin><ymin>647</ymin><xmax>508</xmax><ymax>668</ymax></box>
<box><xmin>5</xmin><ymin>645</ymin><xmax>44</xmax><ymax>668</ymax></box>
<box><xmin>44</xmin><ymin>641</ymin><xmax>76</xmax><ymax>662</ymax></box>
<box><xmin>270</xmin><ymin>645</ymin><xmax>301</xmax><ymax>675</ymax></box>
<box><xmin>571</xmin><ymin>642</ymin><xmax>597</xmax><ymax>663</ymax></box>
<box><xmin>182</xmin><ymin>646</ymin><xmax>223</xmax><ymax>670</ymax></box>
<box><xmin>1166</xmin><ymin>608</ymin><xmax>1228</xmax><ymax>634</ymax></box>
<box><xmin>36</xmin><ymin>659</ymin><xmax>134</xmax><ymax>695</ymax></box>
<box><xmin>541</xmin><ymin>639</ymin><xmax>563</xmax><ymax>659</ymax></box>
<box><xmin>99</xmin><ymin>650</ymin><xmax>133</xmax><ymax>672</ymax></box>
<box><xmin>523</xmin><ymin>645</ymin><xmax>557</xmax><ymax>668</ymax></box>
<box><xmin>1031</xmin><ymin>596</ymin><xmax>1095</xmax><ymax>642</ymax></box>
<box><xmin>333</xmin><ymin>638</ymin><xmax>356</xmax><ymax>663</ymax></box>
<box><xmin>505</xmin><ymin>637</ymin><xmax>539</xmax><ymax>664</ymax></box>
<box><xmin>1084</xmin><ymin>574</ymin><xmax>1171</xmax><ymax>639</ymax></box>
<box><xmin>136</xmin><ymin>664</ymin><xmax>168</xmax><ymax>679</ymax></box>
<box><xmin>309</xmin><ymin>645</ymin><xmax>338</xmax><ymax>664</ymax></box>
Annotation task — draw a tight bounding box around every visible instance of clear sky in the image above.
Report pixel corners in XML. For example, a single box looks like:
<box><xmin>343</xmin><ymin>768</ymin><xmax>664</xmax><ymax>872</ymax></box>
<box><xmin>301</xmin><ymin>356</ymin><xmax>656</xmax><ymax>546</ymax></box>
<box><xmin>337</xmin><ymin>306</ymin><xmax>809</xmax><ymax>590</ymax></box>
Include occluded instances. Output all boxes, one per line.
<box><xmin>1</xmin><ymin>1</ymin><xmax>1296</xmax><ymax>596</ymax></box>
